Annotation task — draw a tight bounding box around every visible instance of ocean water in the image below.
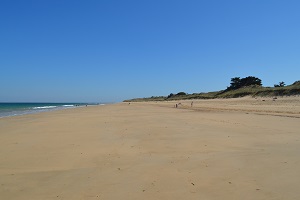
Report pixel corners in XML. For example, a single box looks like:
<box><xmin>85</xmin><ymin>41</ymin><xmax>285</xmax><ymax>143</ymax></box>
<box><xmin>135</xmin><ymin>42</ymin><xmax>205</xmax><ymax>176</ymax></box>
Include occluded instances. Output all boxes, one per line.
<box><xmin>0</xmin><ymin>103</ymin><xmax>89</xmax><ymax>118</ymax></box>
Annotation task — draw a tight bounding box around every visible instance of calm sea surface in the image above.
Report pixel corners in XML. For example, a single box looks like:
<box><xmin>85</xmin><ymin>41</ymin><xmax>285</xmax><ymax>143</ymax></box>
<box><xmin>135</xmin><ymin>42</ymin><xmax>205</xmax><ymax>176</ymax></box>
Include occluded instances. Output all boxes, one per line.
<box><xmin>0</xmin><ymin>103</ymin><xmax>90</xmax><ymax>118</ymax></box>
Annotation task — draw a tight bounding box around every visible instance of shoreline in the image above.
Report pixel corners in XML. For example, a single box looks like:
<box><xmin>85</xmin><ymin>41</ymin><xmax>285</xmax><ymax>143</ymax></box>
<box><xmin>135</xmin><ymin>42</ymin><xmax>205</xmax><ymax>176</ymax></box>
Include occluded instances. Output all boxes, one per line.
<box><xmin>0</xmin><ymin>103</ymin><xmax>103</xmax><ymax>119</ymax></box>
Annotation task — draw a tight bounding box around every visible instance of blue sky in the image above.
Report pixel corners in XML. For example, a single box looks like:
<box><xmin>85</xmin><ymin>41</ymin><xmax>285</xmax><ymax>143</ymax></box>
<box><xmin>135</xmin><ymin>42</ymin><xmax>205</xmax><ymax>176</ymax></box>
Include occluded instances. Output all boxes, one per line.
<box><xmin>1</xmin><ymin>0</ymin><xmax>300</xmax><ymax>102</ymax></box>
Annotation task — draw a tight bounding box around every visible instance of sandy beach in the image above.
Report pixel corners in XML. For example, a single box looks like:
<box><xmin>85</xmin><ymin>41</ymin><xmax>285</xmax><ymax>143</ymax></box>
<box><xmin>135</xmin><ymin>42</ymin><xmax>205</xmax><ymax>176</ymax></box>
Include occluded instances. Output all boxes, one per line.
<box><xmin>1</xmin><ymin>97</ymin><xmax>300</xmax><ymax>200</ymax></box>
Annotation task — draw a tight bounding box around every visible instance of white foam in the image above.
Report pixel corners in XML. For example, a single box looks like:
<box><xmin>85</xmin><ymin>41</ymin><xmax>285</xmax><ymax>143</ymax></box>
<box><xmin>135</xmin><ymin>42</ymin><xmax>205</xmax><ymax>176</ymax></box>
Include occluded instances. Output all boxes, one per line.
<box><xmin>33</xmin><ymin>106</ymin><xmax>57</xmax><ymax>109</ymax></box>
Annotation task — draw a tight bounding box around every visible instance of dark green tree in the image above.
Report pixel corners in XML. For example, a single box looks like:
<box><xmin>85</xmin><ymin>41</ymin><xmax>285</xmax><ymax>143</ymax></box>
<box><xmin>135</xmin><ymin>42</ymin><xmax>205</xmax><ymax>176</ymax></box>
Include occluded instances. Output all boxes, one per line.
<box><xmin>229</xmin><ymin>77</ymin><xmax>241</xmax><ymax>90</ymax></box>
<box><xmin>227</xmin><ymin>76</ymin><xmax>262</xmax><ymax>90</ymax></box>
<box><xmin>176</xmin><ymin>92</ymin><xmax>187</xmax><ymax>95</ymax></box>
<box><xmin>274</xmin><ymin>81</ymin><xmax>285</xmax><ymax>87</ymax></box>
<box><xmin>292</xmin><ymin>81</ymin><xmax>300</xmax><ymax>85</ymax></box>
<box><xmin>167</xmin><ymin>93</ymin><xmax>174</xmax><ymax>98</ymax></box>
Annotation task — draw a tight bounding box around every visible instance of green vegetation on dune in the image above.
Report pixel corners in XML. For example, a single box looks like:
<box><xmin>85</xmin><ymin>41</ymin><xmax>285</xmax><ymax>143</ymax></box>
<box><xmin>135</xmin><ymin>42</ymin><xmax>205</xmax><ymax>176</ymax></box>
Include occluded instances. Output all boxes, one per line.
<box><xmin>124</xmin><ymin>78</ymin><xmax>300</xmax><ymax>102</ymax></box>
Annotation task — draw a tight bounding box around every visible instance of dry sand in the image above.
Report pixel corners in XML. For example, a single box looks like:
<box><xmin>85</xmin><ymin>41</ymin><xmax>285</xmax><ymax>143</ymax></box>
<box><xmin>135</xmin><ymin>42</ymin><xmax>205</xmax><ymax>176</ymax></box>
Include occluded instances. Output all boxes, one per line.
<box><xmin>1</xmin><ymin>97</ymin><xmax>300</xmax><ymax>200</ymax></box>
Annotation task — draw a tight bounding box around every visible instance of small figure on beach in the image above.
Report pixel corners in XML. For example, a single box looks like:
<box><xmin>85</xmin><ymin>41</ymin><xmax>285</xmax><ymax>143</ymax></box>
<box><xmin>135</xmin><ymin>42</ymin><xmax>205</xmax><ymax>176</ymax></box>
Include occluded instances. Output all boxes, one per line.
<box><xmin>191</xmin><ymin>101</ymin><xmax>194</xmax><ymax>107</ymax></box>
<box><xmin>175</xmin><ymin>104</ymin><xmax>178</xmax><ymax>108</ymax></box>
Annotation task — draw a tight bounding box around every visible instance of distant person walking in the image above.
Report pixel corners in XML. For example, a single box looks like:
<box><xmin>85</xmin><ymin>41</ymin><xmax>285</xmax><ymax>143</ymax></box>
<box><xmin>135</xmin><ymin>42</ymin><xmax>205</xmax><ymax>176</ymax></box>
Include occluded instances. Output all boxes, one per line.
<box><xmin>191</xmin><ymin>101</ymin><xmax>194</xmax><ymax>107</ymax></box>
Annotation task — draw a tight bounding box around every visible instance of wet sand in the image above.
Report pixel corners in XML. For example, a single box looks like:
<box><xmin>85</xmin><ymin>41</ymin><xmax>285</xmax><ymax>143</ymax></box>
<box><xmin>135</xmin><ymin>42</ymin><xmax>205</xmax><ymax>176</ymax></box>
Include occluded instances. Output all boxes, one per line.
<box><xmin>1</xmin><ymin>97</ymin><xmax>300</xmax><ymax>199</ymax></box>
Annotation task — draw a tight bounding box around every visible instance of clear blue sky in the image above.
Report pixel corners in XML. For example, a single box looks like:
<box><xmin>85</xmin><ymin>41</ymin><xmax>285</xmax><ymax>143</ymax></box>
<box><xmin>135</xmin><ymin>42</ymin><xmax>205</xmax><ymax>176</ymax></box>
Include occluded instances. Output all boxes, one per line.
<box><xmin>1</xmin><ymin>0</ymin><xmax>300</xmax><ymax>102</ymax></box>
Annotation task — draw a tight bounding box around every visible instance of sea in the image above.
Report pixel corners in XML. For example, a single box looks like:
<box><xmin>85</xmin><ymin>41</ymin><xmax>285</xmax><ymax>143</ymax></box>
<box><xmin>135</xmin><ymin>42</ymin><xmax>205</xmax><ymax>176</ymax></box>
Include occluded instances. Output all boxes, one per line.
<box><xmin>0</xmin><ymin>103</ymin><xmax>94</xmax><ymax>118</ymax></box>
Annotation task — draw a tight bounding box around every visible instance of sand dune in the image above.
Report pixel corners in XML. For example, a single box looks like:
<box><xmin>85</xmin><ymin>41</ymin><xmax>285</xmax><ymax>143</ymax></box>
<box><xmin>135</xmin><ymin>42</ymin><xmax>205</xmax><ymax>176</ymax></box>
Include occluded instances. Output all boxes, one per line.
<box><xmin>1</xmin><ymin>97</ymin><xmax>300</xmax><ymax>199</ymax></box>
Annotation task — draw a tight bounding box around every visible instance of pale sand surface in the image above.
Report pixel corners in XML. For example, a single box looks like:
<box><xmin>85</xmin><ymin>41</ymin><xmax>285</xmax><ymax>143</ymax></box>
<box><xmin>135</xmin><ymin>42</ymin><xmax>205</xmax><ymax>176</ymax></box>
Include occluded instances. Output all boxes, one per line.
<box><xmin>1</xmin><ymin>97</ymin><xmax>300</xmax><ymax>199</ymax></box>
